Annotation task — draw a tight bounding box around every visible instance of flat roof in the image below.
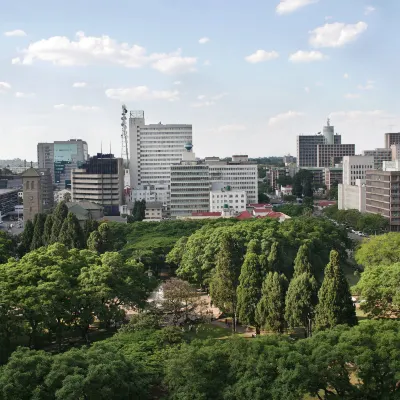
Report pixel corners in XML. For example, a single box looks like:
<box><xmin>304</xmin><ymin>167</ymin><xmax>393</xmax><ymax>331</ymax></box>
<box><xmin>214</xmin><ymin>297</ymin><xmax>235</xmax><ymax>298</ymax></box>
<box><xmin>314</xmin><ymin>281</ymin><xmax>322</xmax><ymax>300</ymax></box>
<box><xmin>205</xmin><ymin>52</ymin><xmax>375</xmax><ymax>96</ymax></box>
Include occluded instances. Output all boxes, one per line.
<box><xmin>0</xmin><ymin>188</ymin><xmax>18</xmax><ymax>195</ymax></box>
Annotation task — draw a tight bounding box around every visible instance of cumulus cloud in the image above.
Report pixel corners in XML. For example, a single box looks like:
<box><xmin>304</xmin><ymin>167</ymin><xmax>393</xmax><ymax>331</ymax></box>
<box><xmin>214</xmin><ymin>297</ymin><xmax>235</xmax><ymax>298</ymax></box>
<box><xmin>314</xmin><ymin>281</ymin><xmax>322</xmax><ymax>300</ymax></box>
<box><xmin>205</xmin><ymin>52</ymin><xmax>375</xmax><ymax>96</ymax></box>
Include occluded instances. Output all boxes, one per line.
<box><xmin>11</xmin><ymin>31</ymin><xmax>197</xmax><ymax>74</ymax></box>
<box><xmin>365</xmin><ymin>6</ymin><xmax>375</xmax><ymax>15</ymax></box>
<box><xmin>245</xmin><ymin>50</ymin><xmax>279</xmax><ymax>63</ymax></box>
<box><xmin>289</xmin><ymin>50</ymin><xmax>327</xmax><ymax>62</ymax></box>
<box><xmin>344</xmin><ymin>73</ymin><xmax>349</xmax><ymax>79</ymax></box>
<box><xmin>276</xmin><ymin>0</ymin><xmax>319</xmax><ymax>15</ymax></box>
<box><xmin>72</xmin><ymin>82</ymin><xmax>87</xmax><ymax>88</ymax></box>
<box><xmin>198</xmin><ymin>37</ymin><xmax>210</xmax><ymax>44</ymax></box>
<box><xmin>268</xmin><ymin>111</ymin><xmax>304</xmax><ymax>126</ymax></box>
<box><xmin>54</xmin><ymin>104</ymin><xmax>99</xmax><ymax>111</ymax></box>
<box><xmin>105</xmin><ymin>86</ymin><xmax>180</xmax><ymax>102</ymax></box>
<box><xmin>4</xmin><ymin>29</ymin><xmax>27</xmax><ymax>37</ymax></box>
<box><xmin>357</xmin><ymin>80</ymin><xmax>375</xmax><ymax>90</ymax></box>
<box><xmin>344</xmin><ymin>93</ymin><xmax>360</xmax><ymax>99</ymax></box>
<box><xmin>0</xmin><ymin>82</ymin><xmax>11</xmax><ymax>92</ymax></box>
<box><xmin>304</xmin><ymin>87</ymin><xmax>310</xmax><ymax>93</ymax></box>
<box><xmin>203</xmin><ymin>60</ymin><xmax>211</xmax><ymax>66</ymax></box>
<box><xmin>309</xmin><ymin>22</ymin><xmax>368</xmax><ymax>48</ymax></box>
<box><xmin>173</xmin><ymin>81</ymin><xmax>181</xmax><ymax>85</ymax></box>
<box><xmin>15</xmin><ymin>92</ymin><xmax>35</xmax><ymax>98</ymax></box>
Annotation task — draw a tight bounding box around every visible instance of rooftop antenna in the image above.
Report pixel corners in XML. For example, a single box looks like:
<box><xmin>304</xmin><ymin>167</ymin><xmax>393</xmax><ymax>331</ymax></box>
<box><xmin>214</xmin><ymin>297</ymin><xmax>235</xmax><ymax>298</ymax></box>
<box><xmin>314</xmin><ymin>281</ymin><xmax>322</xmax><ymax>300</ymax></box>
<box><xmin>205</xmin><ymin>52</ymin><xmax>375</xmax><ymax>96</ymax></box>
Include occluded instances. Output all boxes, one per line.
<box><xmin>121</xmin><ymin>105</ymin><xmax>129</xmax><ymax>168</ymax></box>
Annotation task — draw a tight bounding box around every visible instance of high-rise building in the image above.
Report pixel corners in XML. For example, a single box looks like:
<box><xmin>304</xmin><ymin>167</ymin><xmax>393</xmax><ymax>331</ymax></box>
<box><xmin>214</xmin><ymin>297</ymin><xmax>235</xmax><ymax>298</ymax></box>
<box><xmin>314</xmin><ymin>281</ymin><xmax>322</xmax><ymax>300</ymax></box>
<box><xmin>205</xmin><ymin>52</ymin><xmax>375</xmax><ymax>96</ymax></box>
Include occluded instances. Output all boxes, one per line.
<box><xmin>129</xmin><ymin>111</ymin><xmax>193</xmax><ymax>190</ymax></box>
<box><xmin>324</xmin><ymin>167</ymin><xmax>343</xmax><ymax>190</ymax></box>
<box><xmin>365</xmin><ymin>161</ymin><xmax>400</xmax><ymax>231</ymax></box>
<box><xmin>317</xmin><ymin>143</ymin><xmax>355</xmax><ymax>167</ymax></box>
<box><xmin>71</xmin><ymin>153</ymin><xmax>124</xmax><ymax>216</ymax></box>
<box><xmin>21</xmin><ymin>167</ymin><xmax>54</xmax><ymax>221</ymax></box>
<box><xmin>363</xmin><ymin>148</ymin><xmax>392</xmax><ymax>170</ymax></box>
<box><xmin>385</xmin><ymin>132</ymin><xmax>400</xmax><ymax>149</ymax></box>
<box><xmin>391</xmin><ymin>144</ymin><xmax>400</xmax><ymax>161</ymax></box>
<box><xmin>37</xmin><ymin>139</ymin><xmax>89</xmax><ymax>189</ymax></box>
<box><xmin>342</xmin><ymin>156</ymin><xmax>374</xmax><ymax>186</ymax></box>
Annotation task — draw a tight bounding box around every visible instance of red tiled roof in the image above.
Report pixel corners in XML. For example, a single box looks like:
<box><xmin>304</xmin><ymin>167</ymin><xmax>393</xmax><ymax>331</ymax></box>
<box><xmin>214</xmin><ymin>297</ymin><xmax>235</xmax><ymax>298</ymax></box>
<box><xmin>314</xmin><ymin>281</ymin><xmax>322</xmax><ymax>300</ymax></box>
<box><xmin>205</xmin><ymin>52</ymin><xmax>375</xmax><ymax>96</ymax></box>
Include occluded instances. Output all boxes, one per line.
<box><xmin>253</xmin><ymin>208</ymin><xmax>270</xmax><ymax>213</ymax></box>
<box><xmin>236</xmin><ymin>211</ymin><xmax>253</xmax><ymax>220</ymax></box>
<box><xmin>315</xmin><ymin>200</ymin><xmax>337</xmax><ymax>207</ymax></box>
<box><xmin>191</xmin><ymin>212</ymin><xmax>221</xmax><ymax>217</ymax></box>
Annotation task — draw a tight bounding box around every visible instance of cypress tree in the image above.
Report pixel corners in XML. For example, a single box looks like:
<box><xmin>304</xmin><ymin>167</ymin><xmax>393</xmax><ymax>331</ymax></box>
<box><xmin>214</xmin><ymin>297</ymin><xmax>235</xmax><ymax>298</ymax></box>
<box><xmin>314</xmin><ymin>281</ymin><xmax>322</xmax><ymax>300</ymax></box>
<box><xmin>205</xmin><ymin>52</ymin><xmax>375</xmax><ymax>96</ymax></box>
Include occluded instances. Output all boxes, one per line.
<box><xmin>285</xmin><ymin>272</ymin><xmax>318</xmax><ymax>337</ymax></box>
<box><xmin>315</xmin><ymin>250</ymin><xmax>357</xmax><ymax>330</ymax></box>
<box><xmin>30</xmin><ymin>213</ymin><xmax>47</xmax><ymax>250</ymax></box>
<box><xmin>87</xmin><ymin>230</ymin><xmax>102</xmax><ymax>253</ymax></box>
<box><xmin>237</xmin><ymin>240</ymin><xmax>263</xmax><ymax>331</ymax></box>
<box><xmin>256</xmin><ymin>272</ymin><xmax>288</xmax><ymax>333</ymax></box>
<box><xmin>50</xmin><ymin>201</ymin><xmax>68</xmax><ymax>243</ymax></box>
<box><xmin>267</xmin><ymin>242</ymin><xmax>280</xmax><ymax>272</ymax></box>
<box><xmin>132</xmin><ymin>199</ymin><xmax>146</xmax><ymax>222</ymax></box>
<box><xmin>293</xmin><ymin>244</ymin><xmax>313</xmax><ymax>278</ymax></box>
<box><xmin>83</xmin><ymin>219</ymin><xmax>99</xmax><ymax>243</ymax></box>
<box><xmin>18</xmin><ymin>219</ymin><xmax>34</xmax><ymax>256</ymax></box>
<box><xmin>210</xmin><ymin>234</ymin><xmax>241</xmax><ymax>332</ymax></box>
<box><xmin>43</xmin><ymin>214</ymin><xmax>53</xmax><ymax>246</ymax></box>
<box><xmin>98</xmin><ymin>223</ymin><xmax>111</xmax><ymax>253</ymax></box>
<box><xmin>58</xmin><ymin>212</ymin><xmax>85</xmax><ymax>249</ymax></box>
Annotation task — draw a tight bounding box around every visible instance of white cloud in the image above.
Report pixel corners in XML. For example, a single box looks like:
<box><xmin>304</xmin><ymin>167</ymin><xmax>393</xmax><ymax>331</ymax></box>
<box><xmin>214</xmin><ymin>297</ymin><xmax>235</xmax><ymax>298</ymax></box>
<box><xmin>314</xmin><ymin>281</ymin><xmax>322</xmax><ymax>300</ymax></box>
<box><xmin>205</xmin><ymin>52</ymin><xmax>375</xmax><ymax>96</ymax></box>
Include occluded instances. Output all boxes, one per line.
<box><xmin>325</xmin><ymin>16</ymin><xmax>333</xmax><ymax>21</ymax></box>
<box><xmin>0</xmin><ymin>82</ymin><xmax>11</xmax><ymax>91</ymax></box>
<box><xmin>191</xmin><ymin>92</ymin><xmax>228</xmax><ymax>108</ymax></box>
<box><xmin>15</xmin><ymin>92</ymin><xmax>35</xmax><ymax>98</ymax></box>
<box><xmin>11</xmin><ymin>31</ymin><xmax>197</xmax><ymax>74</ymax></box>
<box><xmin>289</xmin><ymin>50</ymin><xmax>327</xmax><ymax>62</ymax></box>
<box><xmin>217</xmin><ymin>124</ymin><xmax>246</xmax><ymax>133</ymax></box>
<box><xmin>309</xmin><ymin>22</ymin><xmax>368</xmax><ymax>48</ymax></box>
<box><xmin>357</xmin><ymin>80</ymin><xmax>375</xmax><ymax>90</ymax></box>
<box><xmin>304</xmin><ymin>86</ymin><xmax>310</xmax><ymax>93</ymax></box>
<box><xmin>276</xmin><ymin>0</ymin><xmax>318</xmax><ymax>15</ymax></box>
<box><xmin>365</xmin><ymin>6</ymin><xmax>375</xmax><ymax>15</ymax></box>
<box><xmin>72</xmin><ymin>82</ymin><xmax>87</xmax><ymax>88</ymax></box>
<box><xmin>344</xmin><ymin>93</ymin><xmax>360</xmax><ymax>99</ymax></box>
<box><xmin>4</xmin><ymin>29</ymin><xmax>27</xmax><ymax>37</ymax></box>
<box><xmin>198</xmin><ymin>37</ymin><xmax>210</xmax><ymax>44</ymax></box>
<box><xmin>245</xmin><ymin>50</ymin><xmax>279</xmax><ymax>63</ymax></box>
<box><xmin>54</xmin><ymin>104</ymin><xmax>99</xmax><ymax>111</ymax></box>
<box><xmin>344</xmin><ymin>73</ymin><xmax>349</xmax><ymax>79</ymax></box>
<box><xmin>268</xmin><ymin>111</ymin><xmax>304</xmax><ymax>126</ymax></box>
<box><xmin>203</xmin><ymin>60</ymin><xmax>211</xmax><ymax>66</ymax></box>
<box><xmin>105</xmin><ymin>86</ymin><xmax>180</xmax><ymax>102</ymax></box>
<box><xmin>173</xmin><ymin>81</ymin><xmax>182</xmax><ymax>85</ymax></box>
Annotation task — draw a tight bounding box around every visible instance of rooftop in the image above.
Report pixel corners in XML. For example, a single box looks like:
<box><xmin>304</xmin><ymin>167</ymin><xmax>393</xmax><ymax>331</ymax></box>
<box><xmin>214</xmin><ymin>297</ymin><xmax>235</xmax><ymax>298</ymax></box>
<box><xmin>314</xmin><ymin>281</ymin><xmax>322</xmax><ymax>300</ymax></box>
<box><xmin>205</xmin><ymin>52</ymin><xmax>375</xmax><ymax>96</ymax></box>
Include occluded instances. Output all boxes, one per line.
<box><xmin>191</xmin><ymin>212</ymin><xmax>221</xmax><ymax>217</ymax></box>
<box><xmin>0</xmin><ymin>188</ymin><xmax>19</xmax><ymax>195</ymax></box>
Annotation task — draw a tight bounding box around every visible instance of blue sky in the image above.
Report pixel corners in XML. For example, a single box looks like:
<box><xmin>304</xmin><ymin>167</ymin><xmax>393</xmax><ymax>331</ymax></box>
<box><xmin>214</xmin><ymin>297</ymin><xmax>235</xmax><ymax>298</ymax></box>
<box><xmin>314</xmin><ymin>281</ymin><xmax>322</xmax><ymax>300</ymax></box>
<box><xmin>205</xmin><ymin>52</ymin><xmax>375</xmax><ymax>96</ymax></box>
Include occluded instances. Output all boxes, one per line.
<box><xmin>0</xmin><ymin>0</ymin><xmax>399</xmax><ymax>161</ymax></box>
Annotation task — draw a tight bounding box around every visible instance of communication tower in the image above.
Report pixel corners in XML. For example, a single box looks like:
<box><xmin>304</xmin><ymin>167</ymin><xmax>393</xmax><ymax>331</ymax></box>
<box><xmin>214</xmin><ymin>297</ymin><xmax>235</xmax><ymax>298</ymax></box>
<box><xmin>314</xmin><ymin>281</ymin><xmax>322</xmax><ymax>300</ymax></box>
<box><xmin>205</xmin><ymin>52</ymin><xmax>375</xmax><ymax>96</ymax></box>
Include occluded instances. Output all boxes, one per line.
<box><xmin>121</xmin><ymin>105</ymin><xmax>129</xmax><ymax>168</ymax></box>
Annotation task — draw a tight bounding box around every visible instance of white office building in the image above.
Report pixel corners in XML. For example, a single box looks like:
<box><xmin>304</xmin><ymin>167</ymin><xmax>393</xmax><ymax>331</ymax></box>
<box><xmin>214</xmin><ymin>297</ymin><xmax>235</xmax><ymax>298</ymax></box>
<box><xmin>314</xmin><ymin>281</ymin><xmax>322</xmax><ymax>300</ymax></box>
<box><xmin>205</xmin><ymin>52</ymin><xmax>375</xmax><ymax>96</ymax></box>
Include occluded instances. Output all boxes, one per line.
<box><xmin>210</xmin><ymin>183</ymin><xmax>247</xmax><ymax>213</ymax></box>
<box><xmin>342</xmin><ymin>155</ymin><xmax>374</xmax><ymax>186</ymax></box>
<box><xmin>338</xmin><ymin>180</ymin><xmax>367</xmax><ymax>212</ymax></box>
<box><xmin>131</xmin><ymin>183</ymin><xmax>170</xmax><ymax>207</ymax></box>
<box><xmin>207</xmin><ymin>155</ymin><xmax>258</xmax><ymax>204</ymax></box>
<box><xmin>129</xmin><ymin>110</ymin><xmax>192</xmax><ymax>190</ymax></box>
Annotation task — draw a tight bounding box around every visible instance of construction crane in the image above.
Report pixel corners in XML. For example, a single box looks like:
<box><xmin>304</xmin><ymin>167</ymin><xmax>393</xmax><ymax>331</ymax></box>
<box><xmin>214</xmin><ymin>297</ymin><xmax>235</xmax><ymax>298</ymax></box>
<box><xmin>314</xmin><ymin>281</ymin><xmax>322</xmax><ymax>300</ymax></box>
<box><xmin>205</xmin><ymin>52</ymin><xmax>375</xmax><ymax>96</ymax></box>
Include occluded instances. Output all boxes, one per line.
<box><xmin>121</xmin><ymin>105</ymin><xmax>129</xmax><ymax>168</ymax></box>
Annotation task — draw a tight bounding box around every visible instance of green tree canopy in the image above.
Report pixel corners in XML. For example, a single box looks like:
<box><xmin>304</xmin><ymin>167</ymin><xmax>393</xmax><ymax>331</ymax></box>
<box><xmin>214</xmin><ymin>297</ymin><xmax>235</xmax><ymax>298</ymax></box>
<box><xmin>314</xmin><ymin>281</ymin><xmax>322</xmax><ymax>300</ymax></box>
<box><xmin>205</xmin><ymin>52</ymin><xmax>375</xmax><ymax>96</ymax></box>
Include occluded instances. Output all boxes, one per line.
<box><xmin>30</xmin><ymin>213</ymin><xmax>47</xmax><ymax>250</ymax></box>
<box><xmin>50</xmin><ymin>201</ymin><xmax>68</xmax><ymax>244</ymax></box>
<box><xmin>58</xmin><ymin>212</ymin><xmax>85</xmax><ymax>249</ymax></box>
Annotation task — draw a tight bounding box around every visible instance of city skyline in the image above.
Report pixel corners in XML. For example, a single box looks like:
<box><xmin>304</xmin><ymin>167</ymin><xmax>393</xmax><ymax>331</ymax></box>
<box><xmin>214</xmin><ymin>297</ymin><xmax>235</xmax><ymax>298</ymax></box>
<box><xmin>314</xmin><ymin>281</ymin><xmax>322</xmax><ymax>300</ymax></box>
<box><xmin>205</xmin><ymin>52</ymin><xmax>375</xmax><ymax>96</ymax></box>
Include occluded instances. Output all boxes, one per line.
<box><xmin>1</xmin><ymin>0</ymin><xmax>399</xmax><ymax>160</ymax></box>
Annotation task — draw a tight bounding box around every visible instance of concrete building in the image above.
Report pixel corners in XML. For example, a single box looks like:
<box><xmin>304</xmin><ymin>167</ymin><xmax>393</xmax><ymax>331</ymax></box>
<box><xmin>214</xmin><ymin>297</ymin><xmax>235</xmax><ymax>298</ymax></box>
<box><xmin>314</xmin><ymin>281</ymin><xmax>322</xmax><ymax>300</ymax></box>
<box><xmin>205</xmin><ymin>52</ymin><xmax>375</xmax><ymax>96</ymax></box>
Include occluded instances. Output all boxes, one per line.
<box><xmin>0</xmin><ymin>189</ymin><xmax>19</xmax><ymax>221</ymax></box>
<box><xmin>210</xmin><ymin>183</ymin><xmax>247</xmax><ymax>213</ymax></box>
<box><xmin>21</xmin><ymin>167</ymin><xmax>53</xmax><ymax>221</ymax></box>
<box><xmin>170</xmin><ymin>146</ymin><xmax>210</xmax><ymax>218</ymax></box>
<box><xmin>385</xmin><ymin>132</ymin><xmax>400</xmax><ymax>149</ymax></box>
<box><xmin>207</xmin><ymin>155</ymin><xmax>258</xmax><ymax>204</ymax></box>
<box><xmin>66</xmin><ymin>201</ymin><xmax>104</xmax><ymax>225</ymax></box>
<box><xmin>391</xmin><ymin>144</ymin><xmax>400</xmax><ymax>161</ymax></box>
<box><xmin>317</xmin><ymin>144</ymin><xmax>355</xmax><ymax>167</ymax></box>
<box><xmin>324</xmin><ymin>167</ymin><xmax>343</xmax><ymax>190</ymax></box>
<box><xmin>131</xmin><ymin>183</ymin><xmax>170</xmax><ymax>207</ymax></box>
<box><xmin>54</xmin><ymin>189</ymin><xmax>71</xmax><ymax>204</ymax></box>
<box><xmin>363</xmin><ymin>148</ymin><xmax>392</xmax><ymax>170</ymax></box>
<box><xmin>71</xmin><ymin>153</ymin><xmax>124</xmax><ymax>216</ymax></box>
<box><xmin>342</xmin><ymin>156</ymin><xmax>374</xmax><ymax>186</ymax></box>
<box><xmin>129</xmin><ymin>110</ymin><xmax>192</xmax><ymax>190</ymax></box>
<box><xmin>37</xmin><ymin>139</ymin><xmax>88</xmax><ymax>189</ymax></box>
<box><xmin>144</xmin><ymin>202</ymin><xmax>163</xmax><ymax>221</ymax></box>
<box><xmin>283</xmin><ymin>155</ymin><xmax>296</xmax><ymax>165</ymax></box>
<box><xmin>338</xmin><ymin>180</ymin><xmax>366</xmax><ymax>212</ymax></box>
<box><xmin>267</xmin><ymin>167</ymin><xmax>287</xmax><ymax>190</ymax></box>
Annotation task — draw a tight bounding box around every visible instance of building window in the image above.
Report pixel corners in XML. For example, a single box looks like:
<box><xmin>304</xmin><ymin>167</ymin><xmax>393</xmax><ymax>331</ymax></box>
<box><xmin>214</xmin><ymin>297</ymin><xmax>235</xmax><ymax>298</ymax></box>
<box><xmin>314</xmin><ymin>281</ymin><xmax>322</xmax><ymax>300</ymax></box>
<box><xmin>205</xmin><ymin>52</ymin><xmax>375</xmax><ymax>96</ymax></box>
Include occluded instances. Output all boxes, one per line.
<box><xmin>31</xmin><ymin>181</ymin><xmax>35</xmax><ymax>190</ymax></box>
<box><xmin>25</xmin><ymin>181</ymin><xmax>30</xmax><ymax>190</ymax></box>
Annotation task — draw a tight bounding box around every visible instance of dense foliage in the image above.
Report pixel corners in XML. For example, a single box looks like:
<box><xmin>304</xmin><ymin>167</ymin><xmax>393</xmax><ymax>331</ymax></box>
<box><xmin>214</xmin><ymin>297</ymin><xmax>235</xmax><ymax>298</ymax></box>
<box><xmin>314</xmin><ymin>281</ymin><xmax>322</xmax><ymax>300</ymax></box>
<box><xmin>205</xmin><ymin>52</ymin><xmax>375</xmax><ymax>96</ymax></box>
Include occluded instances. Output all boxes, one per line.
<box><xmin>1</xmin><ymin>320</ymin><xmax>398</xmax><ymax>399</ymax></box>
<box><xmin>324</xmin><ymin>205</ymin><xmax>388</xmax><ymax>234</ymax></box>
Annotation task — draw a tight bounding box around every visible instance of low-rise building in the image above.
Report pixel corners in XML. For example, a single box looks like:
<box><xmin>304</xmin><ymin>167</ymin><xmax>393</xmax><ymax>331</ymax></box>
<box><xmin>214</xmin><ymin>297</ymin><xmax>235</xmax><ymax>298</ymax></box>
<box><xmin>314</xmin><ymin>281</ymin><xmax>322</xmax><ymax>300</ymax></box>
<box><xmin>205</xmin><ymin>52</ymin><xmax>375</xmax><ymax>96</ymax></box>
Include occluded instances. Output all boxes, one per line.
<box><xmin>210</xmin><ymin>184</ymin><xmax>247</xmax><ymax>213</ymax></box>
<box><xmin>145</xmin><ymin>202</ymin><xmax>163</xmax><ymax>221</ymax></box>
<box><xmin>338</xmin><ymin>180</ymin><xmax>366</xmax><ymax>212</ymax></box>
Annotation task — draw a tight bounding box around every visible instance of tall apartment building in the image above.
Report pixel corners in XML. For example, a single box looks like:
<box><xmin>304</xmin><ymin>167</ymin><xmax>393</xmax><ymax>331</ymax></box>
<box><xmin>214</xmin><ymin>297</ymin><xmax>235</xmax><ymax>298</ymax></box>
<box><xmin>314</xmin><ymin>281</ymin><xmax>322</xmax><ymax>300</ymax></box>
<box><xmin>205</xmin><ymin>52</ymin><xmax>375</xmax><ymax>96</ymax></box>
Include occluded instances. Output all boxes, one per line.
<box><xmin>385</xmin><ymin>132</ymin><xmax>400</xmax><ymax>148</ymax></box>
<box><xmin>129</xmin><ymin>111</ymin><xmax>192</xmax><ymax>190</ymax></box>
<box><xmin>365</xmin><ymin>162</ymin><xmax>400</xmax><ymax>231</ymax></box>
<box><xmin>363</xmin><ymin>148</ymin><xmax>392</xmax><ymax>170</ymax></box>
<box><xmin>342</xmin><ymin>156</ymin><xmax>374</xmax><ymax>186</ymax></box>
<box><xmin>37</xmin><ymin>139</ymin><xmax>89</xmax><ymax>189</ymax></box>
<box><xmin>21</xmin><ymin>167</ymin><xmax>54</xmax><ymax>221</ymax></box>
<box><xmin>317</xmin><ymin>144</ymin><xmax>355</xmax><ymax>167</ymax></box>
<box><xmin>170</xmin><ymin>147</ymin><xmax>210</xmax><ymax>218</ymax></box>
<box><xmin>207</xmin><ymin>155</ymin><xmax>258</xmax><ymax>204</ymax></box>
<box><xmin>71</xmin><ymin>153</ymin><xmax>124</xmax><ymax>216</ymax></box>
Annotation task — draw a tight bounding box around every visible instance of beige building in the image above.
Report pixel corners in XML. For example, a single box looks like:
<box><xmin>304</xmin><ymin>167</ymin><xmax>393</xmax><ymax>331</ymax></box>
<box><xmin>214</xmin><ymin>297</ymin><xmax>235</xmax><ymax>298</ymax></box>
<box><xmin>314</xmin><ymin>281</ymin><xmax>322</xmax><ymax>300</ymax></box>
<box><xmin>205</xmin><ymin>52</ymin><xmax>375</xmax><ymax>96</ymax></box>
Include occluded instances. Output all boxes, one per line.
<box><xmin>144</xmin><ymin>202</ymin><xmax>163</xmax><ymax>221</ymax></box>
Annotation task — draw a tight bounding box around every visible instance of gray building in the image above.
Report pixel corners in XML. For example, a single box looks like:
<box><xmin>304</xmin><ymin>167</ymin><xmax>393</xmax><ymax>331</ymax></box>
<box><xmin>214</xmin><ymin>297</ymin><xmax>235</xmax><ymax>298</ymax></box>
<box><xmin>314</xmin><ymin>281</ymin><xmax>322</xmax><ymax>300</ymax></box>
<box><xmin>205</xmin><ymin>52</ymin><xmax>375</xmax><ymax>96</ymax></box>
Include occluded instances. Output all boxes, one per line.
<box><xmin>37</xmin><ymin>139</ymin><xmax>88</xmax><ymax>189</ymax></box>
<box><xmin>363</xmin><ymin>148</ymin><xmax>392</xmax><ymax>170</ymax></box>
<box><xmin>0</xmin><ymin>189</ymin><xmax>19</xmax><ymax>220</ymax></box>
<box><xmin>71</xmin><ymin>153</ymin><xmax>124</xmax><ymax>216</ymax></box>
<box><xmin>297</xmin><ymin>120</ymin><xmax>355</xmax><ymax>168</ymax></box>
<box><xmin>385</xmin><ymin>132</ymin><xmax>400</xmax><ymax>149</ymax></box>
